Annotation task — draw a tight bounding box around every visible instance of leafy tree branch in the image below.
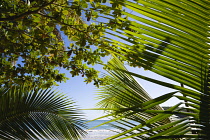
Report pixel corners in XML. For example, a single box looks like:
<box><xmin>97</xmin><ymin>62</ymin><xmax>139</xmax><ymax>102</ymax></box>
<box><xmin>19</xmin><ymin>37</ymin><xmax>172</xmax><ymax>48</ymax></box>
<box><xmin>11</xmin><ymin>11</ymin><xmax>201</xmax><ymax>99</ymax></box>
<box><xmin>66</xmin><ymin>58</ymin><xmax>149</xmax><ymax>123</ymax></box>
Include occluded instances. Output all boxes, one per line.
<box><xmin>0</xmin><ymin>0</ymin><xmax>56</xmax><ymax>21</ymax></box>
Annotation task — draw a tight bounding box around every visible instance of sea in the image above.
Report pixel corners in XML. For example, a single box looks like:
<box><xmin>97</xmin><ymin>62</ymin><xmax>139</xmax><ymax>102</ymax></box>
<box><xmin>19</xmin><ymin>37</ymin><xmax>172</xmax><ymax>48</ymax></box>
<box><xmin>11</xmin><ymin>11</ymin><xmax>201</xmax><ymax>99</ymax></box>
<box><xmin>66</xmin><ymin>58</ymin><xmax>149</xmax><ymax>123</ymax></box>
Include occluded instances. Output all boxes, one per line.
<box><xmin>83</xmin><ymin>120</ymin><xmax>134</xmax><ymax>140</ymax></box>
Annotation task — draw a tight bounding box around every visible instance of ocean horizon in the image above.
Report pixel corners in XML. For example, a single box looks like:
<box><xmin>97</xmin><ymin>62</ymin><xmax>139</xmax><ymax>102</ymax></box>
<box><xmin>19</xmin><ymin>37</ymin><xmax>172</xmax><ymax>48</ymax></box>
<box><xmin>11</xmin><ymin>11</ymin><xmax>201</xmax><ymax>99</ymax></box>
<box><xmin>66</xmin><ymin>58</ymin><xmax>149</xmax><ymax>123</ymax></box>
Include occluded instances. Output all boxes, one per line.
<box><xmin>82</xmin><ymin>120</ymin><xmax>135</xmax><ymax>140</ymax></box>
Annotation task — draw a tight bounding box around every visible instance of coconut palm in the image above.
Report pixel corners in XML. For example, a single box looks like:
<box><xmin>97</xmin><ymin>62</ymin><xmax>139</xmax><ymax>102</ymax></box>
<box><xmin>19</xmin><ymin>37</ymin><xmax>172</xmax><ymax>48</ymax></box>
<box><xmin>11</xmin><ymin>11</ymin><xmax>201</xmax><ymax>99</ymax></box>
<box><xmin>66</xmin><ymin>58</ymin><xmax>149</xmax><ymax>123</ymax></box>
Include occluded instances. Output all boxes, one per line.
<box><xmin>94</xmin><ymin>0</ymin><xmax>209</xmax><ymax>139</ymax></box>
<box><xmin>0</xmin><ymin>86</ymin><xmax>87</xmax><ymax>139</ymax></box>
<box><xmin>95</xmin><ymin>57</ymin><xmax>191</xmax><ymax>139</ymax></box>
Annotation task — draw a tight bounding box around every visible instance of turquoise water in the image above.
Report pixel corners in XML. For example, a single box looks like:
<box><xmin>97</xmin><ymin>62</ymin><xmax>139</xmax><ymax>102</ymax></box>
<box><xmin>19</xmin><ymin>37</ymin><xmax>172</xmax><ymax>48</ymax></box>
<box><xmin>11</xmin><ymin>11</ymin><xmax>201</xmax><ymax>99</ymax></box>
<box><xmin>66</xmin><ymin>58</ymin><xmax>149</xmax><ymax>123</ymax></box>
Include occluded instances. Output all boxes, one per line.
<box><xmin>85</xmin><ymin>120</ymin><xmax>118</xmax><ymax>130</ymax></box>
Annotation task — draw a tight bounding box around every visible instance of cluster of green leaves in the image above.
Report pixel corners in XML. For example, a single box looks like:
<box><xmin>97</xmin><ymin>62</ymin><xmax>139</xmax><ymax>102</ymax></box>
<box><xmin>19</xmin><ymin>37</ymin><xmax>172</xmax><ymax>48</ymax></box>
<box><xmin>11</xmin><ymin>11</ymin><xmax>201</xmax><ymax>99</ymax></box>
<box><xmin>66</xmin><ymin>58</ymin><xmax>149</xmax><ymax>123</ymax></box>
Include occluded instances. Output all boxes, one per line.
<box><xmin>0</xmin><ymin>86</ymin><xmax>86</xmax><ymax>139</ymax></box>
<box><xmin>93</xmin><ymin>0</ymin><xmax>210</xmax><ymax>139</ymax></box>
<box><xmin>0</xmin><ymin>0</ymin><xmax>124</xmax><ymax>88</ymax></box>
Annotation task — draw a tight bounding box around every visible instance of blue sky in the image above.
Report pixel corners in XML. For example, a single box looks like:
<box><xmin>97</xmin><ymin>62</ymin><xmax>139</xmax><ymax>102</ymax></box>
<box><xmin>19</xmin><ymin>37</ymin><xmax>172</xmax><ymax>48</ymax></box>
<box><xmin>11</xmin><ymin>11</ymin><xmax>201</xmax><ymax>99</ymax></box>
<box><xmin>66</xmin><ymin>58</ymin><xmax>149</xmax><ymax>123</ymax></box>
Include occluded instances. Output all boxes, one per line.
<box><xmin>56</xmin><ymin>63</ymin><xmax>180</xmax><ymax>120</ymax></box>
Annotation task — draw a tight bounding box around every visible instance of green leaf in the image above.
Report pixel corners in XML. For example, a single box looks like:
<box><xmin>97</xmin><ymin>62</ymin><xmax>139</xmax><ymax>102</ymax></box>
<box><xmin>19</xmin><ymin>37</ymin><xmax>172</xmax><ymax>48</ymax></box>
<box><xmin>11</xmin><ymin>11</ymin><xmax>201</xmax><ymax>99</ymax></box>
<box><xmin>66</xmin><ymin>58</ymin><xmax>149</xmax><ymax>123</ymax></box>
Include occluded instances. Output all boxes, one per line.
<box><xmin>33</xmin><ymin>17</ymin><xmax>41</xmax><ymax>23</ymax></box>
<box><xmin>62</xmin><ymin>10</ymin><xmax>68</xmax><ymax>15</ymax></box>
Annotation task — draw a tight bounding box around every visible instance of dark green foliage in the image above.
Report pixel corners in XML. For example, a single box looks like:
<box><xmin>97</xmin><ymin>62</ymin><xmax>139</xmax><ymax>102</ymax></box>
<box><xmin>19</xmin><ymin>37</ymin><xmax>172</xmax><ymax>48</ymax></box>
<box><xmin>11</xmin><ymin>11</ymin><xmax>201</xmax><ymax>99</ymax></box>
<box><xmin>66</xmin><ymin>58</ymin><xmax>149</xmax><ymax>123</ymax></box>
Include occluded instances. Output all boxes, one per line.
<box><xmin>0</xmin><ymin>0</ymin><xmax>122</xmax><ymax>88</ymax></box>
<box><xmin>0</xmin><ymin>86</ymin><xmax>86</xmax><ymax>139</ymax></box>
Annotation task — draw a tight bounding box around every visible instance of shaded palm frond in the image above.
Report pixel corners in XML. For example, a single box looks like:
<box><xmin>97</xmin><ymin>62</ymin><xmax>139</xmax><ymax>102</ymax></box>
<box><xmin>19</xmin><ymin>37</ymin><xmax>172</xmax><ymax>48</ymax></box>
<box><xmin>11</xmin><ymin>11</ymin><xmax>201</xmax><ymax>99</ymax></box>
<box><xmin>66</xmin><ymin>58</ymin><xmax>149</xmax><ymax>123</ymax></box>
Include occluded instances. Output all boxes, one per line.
<box><xmin>0</xmin><ymin>86</ymin><xmax>87</xmax><ymax>140</ymax></box>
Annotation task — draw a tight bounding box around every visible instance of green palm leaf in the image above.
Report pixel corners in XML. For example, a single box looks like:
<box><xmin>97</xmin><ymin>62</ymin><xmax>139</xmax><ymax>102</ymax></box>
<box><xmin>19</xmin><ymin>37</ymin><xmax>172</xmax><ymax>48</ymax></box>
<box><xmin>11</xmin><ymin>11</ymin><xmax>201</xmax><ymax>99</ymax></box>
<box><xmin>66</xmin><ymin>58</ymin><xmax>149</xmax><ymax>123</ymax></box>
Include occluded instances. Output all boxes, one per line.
<box><xmin>96</xmin><ymin>57</ymin><xmax>193</xmax><ymax>139</ymax></box>
<box><xmin>95</xmin><ymin>0</ymin><xmax>209</xmax><ymax>139</ymax></box>
<box><xmin>0</xmin><ymin>86</ymin><xmax>87</xmax><ymax>140</ymax></box>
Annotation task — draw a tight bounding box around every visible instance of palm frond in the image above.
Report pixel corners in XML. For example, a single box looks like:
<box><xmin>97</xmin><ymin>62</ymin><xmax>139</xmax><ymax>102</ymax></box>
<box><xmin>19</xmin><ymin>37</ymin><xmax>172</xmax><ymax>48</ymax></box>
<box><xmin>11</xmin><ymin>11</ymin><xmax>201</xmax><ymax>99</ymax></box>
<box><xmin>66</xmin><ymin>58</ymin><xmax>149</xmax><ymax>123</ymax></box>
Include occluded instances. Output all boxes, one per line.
<box><xmin>0</xmin><ymin>86</ymin><xmax>87</xmax><ymax>140</ymax></box>
<box><xmin>94</xmin><ymin>57</ymin><xmax>193</xmax><ymax>139</ymax></box>
<box><xmin>95</xmin><ymin>1</ymin><xmax>209</xmax><ymax>139</ymax></box>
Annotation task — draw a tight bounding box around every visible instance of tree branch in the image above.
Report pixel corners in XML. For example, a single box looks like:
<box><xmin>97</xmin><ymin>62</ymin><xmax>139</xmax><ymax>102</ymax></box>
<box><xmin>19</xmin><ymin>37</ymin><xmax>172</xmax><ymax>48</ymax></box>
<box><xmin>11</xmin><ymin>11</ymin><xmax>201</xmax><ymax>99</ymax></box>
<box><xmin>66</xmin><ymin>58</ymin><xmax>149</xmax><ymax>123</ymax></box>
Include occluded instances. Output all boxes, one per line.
<box><xmin>52</xmin><ymin>3</ymin><xmax>103</xmax><ymax>12</ymax></box>
<box><xmin>37</xmin><ymin>12</ymin><xmax>86</xmax><ymax>33</ymax></box>
<box><xmin>0</xmin><ymin>0</ymin><xmax>56</xmax><ymax>21</ymax></box>
<box><xmin>38</xmin><ymin>11</ymin><xmax>107</xmax><ymax>47</ymax></box>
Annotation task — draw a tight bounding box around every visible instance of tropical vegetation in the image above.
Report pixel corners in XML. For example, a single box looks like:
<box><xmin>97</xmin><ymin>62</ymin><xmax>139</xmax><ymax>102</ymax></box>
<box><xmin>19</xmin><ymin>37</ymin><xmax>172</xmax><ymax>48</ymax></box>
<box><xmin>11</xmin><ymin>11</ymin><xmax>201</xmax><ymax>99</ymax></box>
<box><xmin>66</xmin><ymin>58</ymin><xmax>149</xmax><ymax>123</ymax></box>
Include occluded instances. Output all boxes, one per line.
<box><xmin>1</xmin><ymin>0</ymin><xmax>210</xmax><ymax>139</ymax></box>
<box><xmin>0</xmin><ymin>86</ymin><xmax>86</xmax><ymax>139</ymax></box>
<box><xmin>0</xmin><ymin>0</ymin><xmax>112</xmax><ymax>139</ymax></box>
<box><xmin>0</xmin><ymin>0</ymin><xmax>121</xmax><ymax>138</ymax></box>
<box><xmin>93</xmin><ymin>0</ymin><xmax>210</xmax><ymax>139</ymax></box>
<box><xmin>0</xmin><ymin>0</ymin><xmax>122</xmax><ymax>88</ymax></box>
